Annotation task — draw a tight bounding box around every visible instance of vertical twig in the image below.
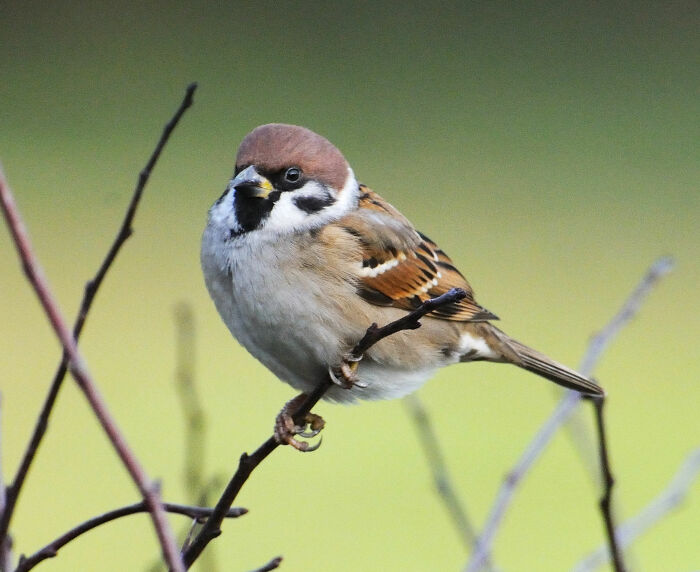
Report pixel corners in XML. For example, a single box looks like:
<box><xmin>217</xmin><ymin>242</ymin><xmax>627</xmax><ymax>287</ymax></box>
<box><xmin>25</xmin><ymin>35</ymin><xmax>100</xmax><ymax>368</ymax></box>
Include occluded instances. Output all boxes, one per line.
<box><xmin>592</xmin><ymin>398</ymin><xmax>625</xmax><ymax>571</ymax></box>
<box><xmin>465</xmin><ymin>257</ymin><xmax>673</xmax><ymax>572</ymax></box>
<box><xmin>1</xmin><ymin>170</ymin><xmax>183</xmax><ymax>568</ymax></box>
<box><xmin>171</xmin><ymin>303</ymin><xmax>221</xmax><ymax>571</ymax></box>
<box><xmin>0</xmin><ymin>396</ymin><xmax>14</xmax><ymax>572</ymax></box>
<box><xmin>0</xmin><ymin>83</ymin><xmax>197</xmax><ymax>548</ymax></box>
<box><xmin>403</xmin><ymin>395</ymin><xmax>497</xmax><ymax>571</ymax></box>
<box><xmin>573</xmin><ymin>447</ymin><xmax>700</xmax><ymax>571</ymax></box>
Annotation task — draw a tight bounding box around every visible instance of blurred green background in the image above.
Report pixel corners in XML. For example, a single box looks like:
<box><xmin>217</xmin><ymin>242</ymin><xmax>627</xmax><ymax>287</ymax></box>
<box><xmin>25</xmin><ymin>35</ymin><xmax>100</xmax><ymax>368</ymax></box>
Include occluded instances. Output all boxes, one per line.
<box><xmin>1</xmin><ymin>2</ymin><xmax>698</xmax><ymax>571</ymax></box>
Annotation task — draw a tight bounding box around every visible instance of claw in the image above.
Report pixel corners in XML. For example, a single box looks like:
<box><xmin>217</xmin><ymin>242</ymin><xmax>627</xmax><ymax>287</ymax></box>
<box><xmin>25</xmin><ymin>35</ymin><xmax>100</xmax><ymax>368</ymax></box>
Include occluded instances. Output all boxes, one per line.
<box><xmin>329</xmin><ymin>353</ymin><xmax>367</xmax><ymax>389</ymax></box>
<box><xmin>274</xmin><ymin>394</ymin><xmax>325</xmax><ymax>452</ymax></box>
<box><xmin>298</xmin><ymin>427</ymin><xmax>322</xmax><ymax>438</ymax></box>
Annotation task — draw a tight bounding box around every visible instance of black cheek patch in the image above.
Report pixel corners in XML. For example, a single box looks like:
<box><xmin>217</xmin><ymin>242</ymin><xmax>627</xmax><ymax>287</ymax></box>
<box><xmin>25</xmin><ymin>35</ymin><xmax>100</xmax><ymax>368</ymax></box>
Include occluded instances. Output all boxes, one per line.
<box><xmin>293</xmin><ymin>192</ymin><xmax>335</xmax><ymax>214</ymax></box>
<box><xmin>233</xmin><ymin>197</ymin><xmax>275</xmax><ymax>235</ymax></box>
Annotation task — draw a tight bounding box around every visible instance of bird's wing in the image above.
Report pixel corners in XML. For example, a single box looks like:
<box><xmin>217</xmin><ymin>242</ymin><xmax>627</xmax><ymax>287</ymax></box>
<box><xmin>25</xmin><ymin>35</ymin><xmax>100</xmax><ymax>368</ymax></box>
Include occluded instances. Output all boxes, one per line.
<box><xmin>336</xmin><ymin>185</ymin><xmax>498</xmax><ymax>322</ymax></box>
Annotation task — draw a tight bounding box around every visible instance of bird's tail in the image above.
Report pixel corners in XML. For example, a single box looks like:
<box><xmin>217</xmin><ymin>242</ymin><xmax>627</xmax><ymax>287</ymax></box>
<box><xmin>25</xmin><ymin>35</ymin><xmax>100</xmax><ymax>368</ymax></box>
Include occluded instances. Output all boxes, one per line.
<box><xmin>477</xmin><ymin>325</ymin><xmax>604</xmax><ymax>397</ymax></box>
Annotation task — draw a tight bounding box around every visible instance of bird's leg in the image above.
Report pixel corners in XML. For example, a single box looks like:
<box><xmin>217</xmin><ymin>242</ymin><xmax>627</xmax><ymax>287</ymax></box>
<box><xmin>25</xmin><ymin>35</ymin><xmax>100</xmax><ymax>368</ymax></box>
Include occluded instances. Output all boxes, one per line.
<box><xmin>274</xmin><ymin>393</ymin><xmax>325</xmax><ymax>452</ymax></box>
<box><xmin>329</xmin><ymin>353</ymin><xmax>366</xmax><ymax>389</ymax></box>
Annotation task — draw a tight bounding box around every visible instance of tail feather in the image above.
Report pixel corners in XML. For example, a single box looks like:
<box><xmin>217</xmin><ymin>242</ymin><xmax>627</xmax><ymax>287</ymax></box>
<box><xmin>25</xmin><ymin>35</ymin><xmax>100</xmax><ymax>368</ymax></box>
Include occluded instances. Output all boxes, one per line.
<box><xmin>475</xmin><ymin>324</ymin><xmax>604</xmax><ymax>397</ymax></box>
<box><xmin>505</xmin><ymin>337</ymin><xmax>604</xmax><ymax>397</ymax></box>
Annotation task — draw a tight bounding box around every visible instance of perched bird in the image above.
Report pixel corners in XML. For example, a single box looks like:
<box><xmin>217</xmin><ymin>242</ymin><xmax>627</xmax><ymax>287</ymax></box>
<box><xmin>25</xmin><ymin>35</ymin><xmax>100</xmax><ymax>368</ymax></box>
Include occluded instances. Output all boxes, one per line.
<box><xmin>201</xmin><ymin>123</ymin><xmax>603</xmax><ymax>449</ymax></box>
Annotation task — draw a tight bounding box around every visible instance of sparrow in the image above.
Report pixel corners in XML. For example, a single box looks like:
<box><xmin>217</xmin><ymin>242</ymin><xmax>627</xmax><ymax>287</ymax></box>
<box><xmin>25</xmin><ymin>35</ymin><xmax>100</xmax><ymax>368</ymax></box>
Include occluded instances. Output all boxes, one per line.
<box><xmin>201</xmin><ymin>123</ymin><xmax>603</xmax><ymax>449</ymax></box>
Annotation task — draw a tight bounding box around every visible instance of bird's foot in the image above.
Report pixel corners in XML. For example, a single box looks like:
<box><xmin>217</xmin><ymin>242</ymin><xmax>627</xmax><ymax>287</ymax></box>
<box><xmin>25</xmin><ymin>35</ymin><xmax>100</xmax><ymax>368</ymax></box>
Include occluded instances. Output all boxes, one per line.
<box><xmin>274</xmin><ymin>393</ymin><xmax>325</xmax><ymax>452</ymax></box>
<box><xmin>329</xmin><ymin>353</ymin><xmax>366</xmax><ymax>389</ymax></box>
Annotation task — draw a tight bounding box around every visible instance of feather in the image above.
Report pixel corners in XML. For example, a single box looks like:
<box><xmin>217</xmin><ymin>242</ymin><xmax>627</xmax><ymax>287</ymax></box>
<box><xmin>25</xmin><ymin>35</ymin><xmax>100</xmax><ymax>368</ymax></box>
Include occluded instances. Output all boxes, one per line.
<box><xmin>337</xmin><ymin>185</ymin><xmax>497</xmax><ymax>322</ymax></box>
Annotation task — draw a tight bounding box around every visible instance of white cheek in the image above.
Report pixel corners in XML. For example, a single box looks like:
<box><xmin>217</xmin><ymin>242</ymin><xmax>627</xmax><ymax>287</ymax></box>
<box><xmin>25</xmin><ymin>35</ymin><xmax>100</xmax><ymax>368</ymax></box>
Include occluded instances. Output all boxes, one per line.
<box><xmin>265</xmin><ymin>168</ymin><xmax>358</xmax><ymax>234</ymax></box>
<box><xmin>264</xmin><ymin>193</ymin><xmax>311</xmax><ymax>232</ymax></box>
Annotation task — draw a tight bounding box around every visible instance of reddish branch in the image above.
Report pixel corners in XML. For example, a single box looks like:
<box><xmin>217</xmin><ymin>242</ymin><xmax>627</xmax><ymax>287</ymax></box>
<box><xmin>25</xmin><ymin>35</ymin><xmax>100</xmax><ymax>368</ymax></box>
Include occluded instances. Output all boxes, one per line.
<box><xmin>0</xmin><ymin>83</ymin><xmax>197</xmax><ymax>549</ymax></box>
<box><xmin>0</xmin><ymin>84</ymin><xmax>197</xmax><ymax>571</ymax></box>
<box><xmin>16</xmin><ymin>503</ymin><xmax>245</xmax><ymax>571</ymax></box>
<box><xmin>181</xmin><ymin>288</ymin><xmax>467</xmax><ymax>569</ymax></box>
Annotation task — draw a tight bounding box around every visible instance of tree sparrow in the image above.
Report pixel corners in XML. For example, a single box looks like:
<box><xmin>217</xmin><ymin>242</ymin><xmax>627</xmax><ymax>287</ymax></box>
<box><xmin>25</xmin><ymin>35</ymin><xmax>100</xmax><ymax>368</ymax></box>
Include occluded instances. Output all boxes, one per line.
<box><xmin>201</xmin><ymin>124</ymin><xmax>603</xmax><ymax>448</ymax></box>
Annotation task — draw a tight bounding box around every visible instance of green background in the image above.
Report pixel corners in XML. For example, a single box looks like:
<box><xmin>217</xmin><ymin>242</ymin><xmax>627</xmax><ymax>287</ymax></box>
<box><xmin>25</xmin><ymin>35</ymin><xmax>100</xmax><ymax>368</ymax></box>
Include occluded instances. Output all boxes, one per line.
<box><xmin>1</xmin><ymin>2</ymin><xmax>698</xmax><ymax>570</ymax></box>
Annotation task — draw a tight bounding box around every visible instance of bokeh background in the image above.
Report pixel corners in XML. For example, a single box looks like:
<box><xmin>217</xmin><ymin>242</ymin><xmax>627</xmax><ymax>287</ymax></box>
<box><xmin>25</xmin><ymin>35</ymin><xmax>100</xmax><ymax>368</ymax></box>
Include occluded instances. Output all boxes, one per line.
<box><xmin>1</xmin><ymin>2</ymin><xmax>698</xmax><ymax>571</ymax></box>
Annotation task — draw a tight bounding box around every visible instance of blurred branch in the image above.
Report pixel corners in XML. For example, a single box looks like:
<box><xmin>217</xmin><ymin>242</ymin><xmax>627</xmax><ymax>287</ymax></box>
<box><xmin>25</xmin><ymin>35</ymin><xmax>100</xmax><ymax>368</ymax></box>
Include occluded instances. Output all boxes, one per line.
<box><xmin>464</xmin><ymin>257</ymin><xmax>674</xmax><ymax>572</ymax></box>
<box><xmin>573</xmin><ymin>447</ymin><xmax>700</xmax><ymax>571</ymax></box>
<box><xmin>0</xmin><ymin>83</ymin><xmax>198</xmax><ymax>551</ymax></box>
<box><xmin>592</xmin><ymin>398</ymin><xmax>625</xmax><ymax>571</ymax></box>
<box><xmin>16</xmin><ymin>502</ymin><xmax>246</xmax><ymax>571</ymax></box>
<box><xmin>171</xmin><ymin>303</ymin><xmax>223</xmax><ymax>570</ymax></box>
<box><xmin>403</xmin><ymin>395</ymin><xmax>497</xmax><ymax>571</ymax></box>
<box><xmin>174</xmin><ymin>303</ymin><xmax>206</xmax><ymax>498</ymax></box>
<box><xmin>181</xmin><ymin>288</ymin><xmax>468</xmax><ymax>569</ymax></box>
<box><xmin>250</xmin><ymin>556</ymin><xmax>283</xmax><ymax>572</ymax></box>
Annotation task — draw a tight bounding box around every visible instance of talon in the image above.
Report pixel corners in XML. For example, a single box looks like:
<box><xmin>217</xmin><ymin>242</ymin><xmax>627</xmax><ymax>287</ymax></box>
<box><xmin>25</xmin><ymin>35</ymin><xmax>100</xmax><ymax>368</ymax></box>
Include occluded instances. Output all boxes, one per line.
<box><xmin>274</xmin><ymin>394</ymin><xmax>325</xmax><ymax>452</ymax></box>
<box><xmin>330</xmin><ymin>353</ymin><xmax>366</xmax><ymax>389</ymax></box>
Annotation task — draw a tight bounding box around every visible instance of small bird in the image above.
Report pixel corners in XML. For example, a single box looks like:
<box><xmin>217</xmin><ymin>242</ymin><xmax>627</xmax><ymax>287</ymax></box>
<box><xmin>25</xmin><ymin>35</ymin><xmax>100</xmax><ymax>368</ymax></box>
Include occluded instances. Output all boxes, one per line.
<box><xmin>201</xmin><ymin>124</ymin><xmax>603</xmax><ymax>449</ymax></box>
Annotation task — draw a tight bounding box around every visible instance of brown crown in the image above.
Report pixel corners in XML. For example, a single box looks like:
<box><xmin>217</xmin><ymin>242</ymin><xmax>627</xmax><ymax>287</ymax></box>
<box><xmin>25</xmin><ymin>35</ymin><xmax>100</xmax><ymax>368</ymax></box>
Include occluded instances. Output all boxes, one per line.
<box><xmin>236</xmin><ymin>124</ymin><xmax>350</xmax><ymax>191</ymax></box>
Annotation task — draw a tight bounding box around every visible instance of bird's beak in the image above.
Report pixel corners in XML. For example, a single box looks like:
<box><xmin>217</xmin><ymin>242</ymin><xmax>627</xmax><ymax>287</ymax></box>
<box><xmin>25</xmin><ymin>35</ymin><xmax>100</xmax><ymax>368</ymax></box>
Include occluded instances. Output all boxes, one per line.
<box><xmin>231</xmin><ymin>165</ymin><xmax>274</xmax><ymax>199</ymax></box>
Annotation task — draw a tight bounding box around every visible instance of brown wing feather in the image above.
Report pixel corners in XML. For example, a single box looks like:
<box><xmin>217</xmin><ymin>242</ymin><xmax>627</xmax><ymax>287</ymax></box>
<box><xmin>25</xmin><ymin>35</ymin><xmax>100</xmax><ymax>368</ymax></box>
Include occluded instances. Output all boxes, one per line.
<box><xmin>337</xmin><ymin>185</ymin><xmax>498</xmax><ymax>322</ymax></box>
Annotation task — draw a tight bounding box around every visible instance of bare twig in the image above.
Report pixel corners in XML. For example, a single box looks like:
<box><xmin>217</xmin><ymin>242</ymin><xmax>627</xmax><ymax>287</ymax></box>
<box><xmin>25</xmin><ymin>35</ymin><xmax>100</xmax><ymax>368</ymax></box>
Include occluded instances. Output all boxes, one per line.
<box><xmin>171</xmin><ymin>303</ymin><xmax>223</xmax><ymax>571</ymax></box>
<box><xmin>16</xmin><ymin>502</ymin><xmax>246</xmax><ymax>571</ymax></box>
<box><xmin>250</xmin><ymin>556</ymin><xmax>283</xmax><ymax>572</ymax></box>
<box><xmin>0</xmin><ymin>83</ymin><xmax>198</xmax><ymax>550</ymax></box>
<box><xmin>465</xmin><ymin>257</ymin><xmax>673</xmax><ymax>572</ymax></box>
<box><xmin>0</xmin><ymin>396</ymin><xmax>13</xmax><ymax>572</ymax></box>
<box><xmin>181</xmin><ymin>288</ymin><xmax>467</xmax><ymax>569</ymax></box>
<box><xmin>573</xmin><ymin>447</ymin><xmax>700</xmax><ymax>571</ymax></box>
<box><xmin>1</xmin><ymin>176</ymin><xmax>182</xmax><ymax>567</ymax></box>
<box><xmin>579</xmin><ymin>257</ymin><xmax>674</xmax><ymax>375</ymax></box>
<box><xmin>174</xmin><ymin>303</ymin><xmax>207</xmax><ymax>499</ymax></box>
<box><xmin>403</xmin><ymin>395</ymin><xmax>497</xmax><ymax>570</ymax></box>
<box><xmin>592</xmin><ymin>398</ymin><xmax>626</xmax><ymax>571</ymax></box>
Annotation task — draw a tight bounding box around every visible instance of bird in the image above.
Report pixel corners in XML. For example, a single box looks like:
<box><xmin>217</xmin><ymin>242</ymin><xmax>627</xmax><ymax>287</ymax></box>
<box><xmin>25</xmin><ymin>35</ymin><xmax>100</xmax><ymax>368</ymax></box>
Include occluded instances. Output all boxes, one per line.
<box><xmin>201</xmin><ymin>123</ymin><xmax>604</xmax><ymax>450</ymax></box>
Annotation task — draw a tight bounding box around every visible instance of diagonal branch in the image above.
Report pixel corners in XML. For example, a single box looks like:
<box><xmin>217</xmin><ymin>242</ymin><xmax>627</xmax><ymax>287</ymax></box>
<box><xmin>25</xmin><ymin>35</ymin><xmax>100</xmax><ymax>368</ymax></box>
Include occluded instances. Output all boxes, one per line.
<box><xmin>464</xmin><ymin>257</ymin><xmax>674</xmax><ymax>572</ymax></box>
<box><xmin>0</xmin><ymin>87</ymin><xmax>198</xmax><ymax>569</ymax></box>
<box><xmin>16</xmin><ymin>502</ymin><xmax>246</xmax><ymax>571</ymax></box>
<box><xmin>181</xmin><ymin>288</ymin><xmax>467</xmax><ymax>569</ymax></box>
<box><xmin>249</xmin><ymin>556</ymin><xmax>283</xmax><ymax>572</ymax></box>
<box><xmin>0</xmin><ymin>83</ymin><xmax>197</xmax><ymax>549</ymax></box>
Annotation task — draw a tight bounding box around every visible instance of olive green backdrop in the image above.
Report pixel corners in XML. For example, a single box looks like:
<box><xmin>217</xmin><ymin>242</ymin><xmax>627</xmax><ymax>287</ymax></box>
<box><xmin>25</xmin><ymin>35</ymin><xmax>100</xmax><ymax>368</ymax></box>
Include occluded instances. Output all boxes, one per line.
<box><xmin>1</xmin><ymin>2</ymin><xmax>698</xmax><ymax>571</ymax></box>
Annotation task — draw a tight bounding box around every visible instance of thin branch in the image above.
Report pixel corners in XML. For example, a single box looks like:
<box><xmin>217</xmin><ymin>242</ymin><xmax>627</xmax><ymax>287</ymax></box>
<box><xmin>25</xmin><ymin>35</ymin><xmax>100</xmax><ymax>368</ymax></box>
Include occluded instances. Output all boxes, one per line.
<box><xmin>250</xmin><ymin>556</ymin><xmax>283</xmax><ymax>572</ymax></box>
<box><xmin>171</xmin><ymin>303</ymin><xmax>222</xmax><ymax>570</ymax></box>
<box><xmin>579</xmin><ymin>256</ymin><xmax>674</xmax><ymax>376</ymax></box>
<box><xmin>403</xmin><ymin>395</ymin><xmax>498</xmax><ymax>571</ymax></box>
<box><xmin>16</xmin><ymin>502</ymin><xmax>246</xmax><ymax>571</ymax></box>
<box><xmin>0</xmin><ymin>83</ymin><xmax>198</xmax><ymax>548</ymax></box>
<box><xmin>181</xmin><ymin>288</ymin><xmax>467</xmax><ymax>569</ymax></box>
<box><xmin>1</xmin><ymin>176</ymin><xmax>182</xmax><ymax>567</ymax></box>
<box><xmin>0</xmin><ymin>396</ymin><xmax>13</xmax><ymax>572</ymax></box>
<box><xmin>592</xmin><ymin>398</ymin><xmax>625</xmax><ymax>571</ymax></box>
<box><xmin>573</xmin><ymin>447</ymin><xmax>700</xmax><ymax>571</ymax></box>
<box><xmin>465</xmin><ymin>257</ymin><xmax>674</xmax><ymax>572</ymax></box>
<box><xmin>174</xmin><ymin>303</ymin><xmax>208</xmax><ymax>502</ymax></box>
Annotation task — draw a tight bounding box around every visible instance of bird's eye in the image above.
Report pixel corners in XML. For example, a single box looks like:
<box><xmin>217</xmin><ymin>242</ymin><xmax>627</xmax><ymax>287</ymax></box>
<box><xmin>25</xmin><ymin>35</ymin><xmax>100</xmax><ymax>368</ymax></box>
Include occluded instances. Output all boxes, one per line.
<box><xmin>284</xmin><ymin>167</ymin><xmax>302</xmax><ymax>183</ymax></box>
